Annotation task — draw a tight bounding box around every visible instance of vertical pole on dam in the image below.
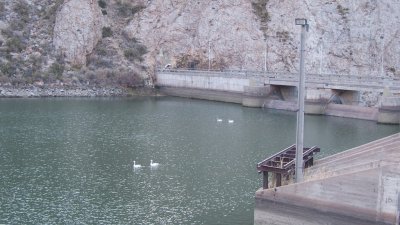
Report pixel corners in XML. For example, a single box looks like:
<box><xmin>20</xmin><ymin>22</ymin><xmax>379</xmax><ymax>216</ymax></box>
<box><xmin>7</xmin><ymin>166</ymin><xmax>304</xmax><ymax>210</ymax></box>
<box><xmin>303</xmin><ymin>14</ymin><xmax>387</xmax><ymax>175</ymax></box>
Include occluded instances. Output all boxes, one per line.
<box><xmin>295</xmin><ymin>19</ymin><xmax>309</xmax><ymax>183</ymax></box>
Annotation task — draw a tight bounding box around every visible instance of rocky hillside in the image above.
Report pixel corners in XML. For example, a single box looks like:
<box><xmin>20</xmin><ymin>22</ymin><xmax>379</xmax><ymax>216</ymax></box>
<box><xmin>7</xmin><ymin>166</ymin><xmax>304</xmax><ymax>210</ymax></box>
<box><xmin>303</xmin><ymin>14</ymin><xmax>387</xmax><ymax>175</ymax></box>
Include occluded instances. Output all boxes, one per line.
<box><xmin>0</xmin><ymin>0</ymin><xmax>399</xmax><ymax>87</ymax></box>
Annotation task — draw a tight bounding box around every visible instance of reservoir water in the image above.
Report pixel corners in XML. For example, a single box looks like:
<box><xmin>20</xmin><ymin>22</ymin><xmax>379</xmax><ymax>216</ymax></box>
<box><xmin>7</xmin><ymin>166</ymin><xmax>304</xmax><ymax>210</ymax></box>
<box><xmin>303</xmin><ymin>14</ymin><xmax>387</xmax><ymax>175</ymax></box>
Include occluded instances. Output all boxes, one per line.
<box><xmin>0</xmin><ymin>97</ymin><xmax>398</xmax><ymax>224</ymax></box>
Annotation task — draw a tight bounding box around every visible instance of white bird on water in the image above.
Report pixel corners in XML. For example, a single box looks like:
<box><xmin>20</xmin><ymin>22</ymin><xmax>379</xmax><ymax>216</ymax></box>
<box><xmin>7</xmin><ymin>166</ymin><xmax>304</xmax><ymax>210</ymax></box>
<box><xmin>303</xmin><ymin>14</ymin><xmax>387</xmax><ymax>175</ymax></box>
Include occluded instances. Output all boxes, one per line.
<box><xmin>133</xmin><ymin>161</ymin><xmax>142</xmax><ymax>168</ymax></box>
<box><xmin>150</xmin><ymin>160</ymin><xmax>159</xmax><ymax>167</ymax></box>
<box><xmin>217</xmin><ymin>118</ymin><xmax>223</xmax><ymax>122</ymax></box>
<box><xmin>228</xmin><ymin>119</ymin><xmax>234</xmax><ymax>123</ymax></box>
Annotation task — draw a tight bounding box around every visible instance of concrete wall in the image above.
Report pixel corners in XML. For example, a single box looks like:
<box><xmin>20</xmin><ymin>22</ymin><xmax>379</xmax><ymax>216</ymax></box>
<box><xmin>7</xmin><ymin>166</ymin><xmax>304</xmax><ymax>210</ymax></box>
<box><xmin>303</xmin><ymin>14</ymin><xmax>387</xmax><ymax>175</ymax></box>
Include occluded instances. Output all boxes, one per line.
<box><xmin>255</xmin><ymin>133</ymin><xmax>400</xmax><ymax>225</ymax></box>
<box><xmin>255</xmin><ymin>165</ymin><xmax>400</xmax><ymax>225</ymax></box>
<box><xmin>377</xmin><ymin>96</ymin><xmax>400</xmax><ymax>124</ymax></box>
<box><xmin>156</xmin><ymin>71</ymin><xmax>400</xmax><ymax>124</ymax></box>
<box><xmin>157</xmin><ymin>72</ymin><xmax>250</xmax><ymax>92</ymax></box>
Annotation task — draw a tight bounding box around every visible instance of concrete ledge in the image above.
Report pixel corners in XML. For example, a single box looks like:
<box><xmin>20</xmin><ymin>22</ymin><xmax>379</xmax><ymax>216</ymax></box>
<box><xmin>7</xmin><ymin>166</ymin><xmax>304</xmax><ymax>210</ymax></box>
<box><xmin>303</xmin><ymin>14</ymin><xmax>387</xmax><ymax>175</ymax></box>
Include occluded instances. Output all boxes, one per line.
<box><xmin>242</xmin><ymin>96</ymin><xmax>266</xmax><ymax>107</ymax></box>
<box><xmin>255</xmin><ymin>165</ymin><xmax>400</xmax><ymax>225</ymax></box>
<box><xmin>305</xmin><ymin>101</ymin><xmax>325</xmax><ymax>115</ymax></box>
<box><xmin>255</xmin><ymin>134</ymin><xmax>400</xmax><ymax>225</ymax></box>
<box><xmin>263</xmin><ymin>99</ymin><xmax>298</xmax><ymax>111</ymax></box>
<box><xmin>255</xmin><ymin>197</ymin><xmax>386</xmax><ymax>225</ymax></box>
<box><xmin>242</xmin><ymin>86</ymin><xmax>271</xmax><ymax>107</ymax></box>
<box><xmin>325</xmin><ymin>103</ymin><xmax>378</xmax><ymax>121</ymax></box>
<box><xmin>158</xmin><ymin>87</ymin><xmax>243</xmax><ymax>104</ymax></box>
<box><xmin>377</xmin><ymin>96</ymin><xmax>400</xmax><ymax>124</ymax></box>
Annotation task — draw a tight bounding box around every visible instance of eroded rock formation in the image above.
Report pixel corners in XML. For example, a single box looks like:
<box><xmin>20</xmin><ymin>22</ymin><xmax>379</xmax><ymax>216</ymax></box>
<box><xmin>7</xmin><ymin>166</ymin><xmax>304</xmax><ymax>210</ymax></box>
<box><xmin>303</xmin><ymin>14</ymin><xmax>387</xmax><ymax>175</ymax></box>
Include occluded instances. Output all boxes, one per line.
<box><xmin>53</xmin><ymin>0</ymin><xmax>102</xmax><ymax>66</ymax></box>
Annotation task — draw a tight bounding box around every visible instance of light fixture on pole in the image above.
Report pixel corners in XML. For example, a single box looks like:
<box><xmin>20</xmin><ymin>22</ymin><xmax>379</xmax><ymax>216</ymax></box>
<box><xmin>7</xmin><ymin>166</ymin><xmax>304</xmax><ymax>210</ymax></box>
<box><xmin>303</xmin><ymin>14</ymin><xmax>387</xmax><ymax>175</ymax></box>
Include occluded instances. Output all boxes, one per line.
<box><xmin>295</xmin><ymin>18</ymin><xmax>308</xmax><ymax>183</ymax></box>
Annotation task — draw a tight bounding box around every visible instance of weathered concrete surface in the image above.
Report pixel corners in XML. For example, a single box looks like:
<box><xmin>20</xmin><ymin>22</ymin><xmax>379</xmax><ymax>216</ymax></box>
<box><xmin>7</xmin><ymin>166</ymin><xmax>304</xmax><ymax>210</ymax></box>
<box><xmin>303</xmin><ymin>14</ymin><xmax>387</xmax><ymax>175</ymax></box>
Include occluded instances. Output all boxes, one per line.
<box><xmin>377</xmin><ymin>96</ymin><xmax>400</xmax><ymax>124</ymax></box>
<box><xmin>324</xmin><ymin>103</ymin><xmax>379</xmax><ymax>121</ymax></box>
<box><xmin>263</xmin><ymin>99</ymin><xmax>297</xmax><ymax>111</ymax></box>
<box><xmin>242</xmin><ymin>85</ymin><xmax>271</xmax><ymax>107</ymax></box>
<box><xmin>156</xmin><ymin>71</ymin><xmax>400</xmax><ymax>123</ymax></box>
<box><xmin>255</xmin><ymin>133</ymin><xmax>400</xmax><ymax>225</ymax></box>
<box><xmin>157</xmin><ymin>71</ymin><xmax>249</xmax><ymax>92</ymax></box>
<box><xmin>255</xmin><ymin>198</ymin><xmax>387</xmax><ymax>225</ymax></box>
<box><xmin>158</xmin><ymin>87</ymin><xmax>243</xmax><ymax>104</ymax></box>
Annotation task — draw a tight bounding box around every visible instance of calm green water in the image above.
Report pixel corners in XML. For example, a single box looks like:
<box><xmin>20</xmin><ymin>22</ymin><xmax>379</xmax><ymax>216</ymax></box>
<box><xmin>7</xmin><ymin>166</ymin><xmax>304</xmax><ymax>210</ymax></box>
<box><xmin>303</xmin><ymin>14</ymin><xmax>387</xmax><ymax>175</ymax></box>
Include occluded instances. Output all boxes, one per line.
<box><xmin>0</xmin><ymin>97</ymin><xmax>398</xmax><ymax>224</ymax></box>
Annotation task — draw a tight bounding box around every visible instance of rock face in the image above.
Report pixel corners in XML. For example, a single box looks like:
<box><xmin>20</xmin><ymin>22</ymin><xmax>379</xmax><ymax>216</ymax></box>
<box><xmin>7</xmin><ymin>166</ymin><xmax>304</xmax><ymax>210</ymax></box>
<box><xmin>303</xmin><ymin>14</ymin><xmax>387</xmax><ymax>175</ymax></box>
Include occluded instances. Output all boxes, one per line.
<box><xmin>0</xmin><ymin>0</ymin><xmax>399</xmax><ymax>95</ymax></box>
<box><xmin>53</xmin><ymin>0</ymin><xmax>102</xmax><ymax>66</ymax></box>
<box><xmin>126</xmin><ymin>0</ymin><xmax>400</xmax><ymax>78</ymax></box>
<box><xmin>125</xmin><ymin>0</ymin><xmax>265</xmax><ymax>70</ymax></box>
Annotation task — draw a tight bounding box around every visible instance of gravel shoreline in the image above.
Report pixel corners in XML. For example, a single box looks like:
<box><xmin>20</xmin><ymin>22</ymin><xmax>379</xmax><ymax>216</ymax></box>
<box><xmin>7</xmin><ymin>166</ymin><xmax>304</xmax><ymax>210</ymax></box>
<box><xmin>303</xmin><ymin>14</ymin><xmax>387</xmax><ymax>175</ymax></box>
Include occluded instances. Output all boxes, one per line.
<box><xmin>0</xmin><ymin>85</ymin><xmax>127</xmax><ymax>97</ymax></box>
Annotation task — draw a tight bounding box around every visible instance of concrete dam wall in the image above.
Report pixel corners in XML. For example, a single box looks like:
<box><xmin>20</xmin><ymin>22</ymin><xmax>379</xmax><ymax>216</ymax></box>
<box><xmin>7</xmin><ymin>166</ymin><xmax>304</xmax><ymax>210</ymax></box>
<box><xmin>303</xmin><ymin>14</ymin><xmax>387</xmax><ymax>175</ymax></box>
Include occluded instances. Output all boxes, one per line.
<box><xmin>156</xmin><ymin>70</ymin><xmax>400</xmax><ymax>124</ymax></box>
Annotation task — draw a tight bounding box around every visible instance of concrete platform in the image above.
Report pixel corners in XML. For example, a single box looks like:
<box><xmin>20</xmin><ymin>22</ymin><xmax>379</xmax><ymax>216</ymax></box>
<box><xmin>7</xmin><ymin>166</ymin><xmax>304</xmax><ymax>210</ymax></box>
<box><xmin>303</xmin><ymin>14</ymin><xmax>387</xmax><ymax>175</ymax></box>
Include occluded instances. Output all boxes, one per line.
<box><xmin>255</xmin><ymin>133</ymin><xmax>400</xmax><ymax>225</ymax></box>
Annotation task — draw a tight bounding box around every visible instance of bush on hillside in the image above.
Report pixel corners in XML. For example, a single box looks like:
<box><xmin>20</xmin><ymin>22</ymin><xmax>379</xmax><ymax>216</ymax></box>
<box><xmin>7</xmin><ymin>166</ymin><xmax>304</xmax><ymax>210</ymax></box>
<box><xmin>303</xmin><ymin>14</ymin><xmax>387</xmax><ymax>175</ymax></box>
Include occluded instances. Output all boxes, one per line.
<box><xmin>102</xmin><ymin>27</ymin><xmax>113</xmax><ymax>38</ymax></box>
<box><xmin>5</xmin><ymin>37</ymin><xmax>26</xmax><ymax>53</ymax></box>
<box><xmin>98</xmin><ymin>0</ymin><xmax>107</xmax><ymax>9</ymax></box>
<box><xmin>0</xmin><ymin>62</ymin><xmax>17</xmax><ymax>77</ymax></box>
<box><xmin>117</xmin><ymin>1</ymin><xmax>145</xmax><ymax>18</ymax></box>
<box><xmin>14</xmin><ymin>0</ymin><xmax>29</xmax><ymax>19</ymax></box>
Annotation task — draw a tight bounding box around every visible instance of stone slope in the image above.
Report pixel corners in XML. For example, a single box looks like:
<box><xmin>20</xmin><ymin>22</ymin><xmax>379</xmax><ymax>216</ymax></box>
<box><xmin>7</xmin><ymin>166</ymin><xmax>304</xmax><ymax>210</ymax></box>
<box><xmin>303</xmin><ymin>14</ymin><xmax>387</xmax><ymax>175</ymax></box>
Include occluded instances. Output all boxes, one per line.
<box><xmin>0</xmin><ymin>0</ymin><xmax>399</xmax><ymax>92</ymax></box>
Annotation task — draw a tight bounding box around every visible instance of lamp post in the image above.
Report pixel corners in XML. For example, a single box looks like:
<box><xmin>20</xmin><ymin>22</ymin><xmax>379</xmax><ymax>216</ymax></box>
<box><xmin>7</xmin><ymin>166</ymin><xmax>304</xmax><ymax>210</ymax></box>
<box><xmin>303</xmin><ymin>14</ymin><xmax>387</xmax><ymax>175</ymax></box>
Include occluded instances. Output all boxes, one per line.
<box><xmin>295</xmin><ymin>18</ymin><xmax>309</xmax><ymax>183</ymax></box>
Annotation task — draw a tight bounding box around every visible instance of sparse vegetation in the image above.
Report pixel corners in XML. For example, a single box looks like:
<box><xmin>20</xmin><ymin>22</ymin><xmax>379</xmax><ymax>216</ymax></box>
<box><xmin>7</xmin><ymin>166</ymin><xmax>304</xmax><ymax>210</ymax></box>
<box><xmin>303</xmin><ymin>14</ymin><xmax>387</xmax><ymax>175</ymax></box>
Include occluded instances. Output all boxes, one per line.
<box><xmin>102</xmin><ymin>27</ymin><xmax>113</xmax><ymax>38</ymax></box>
<box><xmin>116</xmin><ymin>1</ymin><xmax>146</xmax><ymax>18</ymax></box>
<box><xmin>98</xmin><ymin>0</ymin><xmax>107</xmax><ymax>9</ymax></box>
<box><xmin>0</xmin><ymin>62</ymin><xmax>17</xmax><ymax>77</ymax></box>
<box><xmin>116</xmin><ymin>71</ymin><xmax>143</xmax><ymax>87</ymax></box>
<box><xmin>0</xmin><ymin>1</ymin><xmax>6</xmax><ymax>19</ymax></box>
<box><xmin>43</xmin><ymin>0</ymin><xmax>63</xmax><ymax>21</ymax></box>
<box><xmin>5</xmin><ymin>37</ymin><xmax>25</xmax><ymax>53</ymax></box>
<box><xmin>122</xmin><ymin>36</ymin><xmax>148</xmax><ymax>62</ymax></box>
<box><xmin>48</xmin><ymin>54</ymin><xmax>65</xmax><ymax>79</ymax></box>
<box><xmin>10</xmin><ymin>0</ymin><xmax>30</xmax><ymax>31</ymax></box>
<box><xmin>124</xmin><ymin>47</ymin><xmax>147</xmax><ymax>62</ymax></box>
<box><xmin>251</xmin><ymin>0</ymin><xmax>269</xmax><ymax>38</ymax></box>
<box><xmin>175</xmin><ymin>53</ymin><xmax>227</xmax><ymax>70</ymax></box>
<box><xmin>337</xmin><ymin>4</ymin><xmax>349</xmax><ymax>20</ymax></box>
<box><xmin>14</xmin><ymin>0</ymin><xmax>30</xmax><ymax>22</ymax></box>
<box><xmin>48</xmin><ymin>62</ymin><xmax>64</xmax><ymax>79</ymax></box>
<box><xmin>276</xmin><ymin>31</ymin><xmax>291</xmax><ymax>43</ymax></box>
<box><xmin>25</xmin><ymin>55</ymin><xmax>45</xmax><ymax>78</ymax></box>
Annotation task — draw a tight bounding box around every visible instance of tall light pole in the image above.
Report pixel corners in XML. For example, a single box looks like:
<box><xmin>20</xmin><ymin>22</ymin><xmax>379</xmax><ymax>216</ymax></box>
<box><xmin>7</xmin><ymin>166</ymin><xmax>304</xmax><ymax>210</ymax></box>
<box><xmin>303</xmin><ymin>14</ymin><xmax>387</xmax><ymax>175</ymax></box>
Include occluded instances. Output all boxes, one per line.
<box><xmin>295</xmin><ymin>18</ymin><xmax>309</xmax><ymax>183</ymax></box>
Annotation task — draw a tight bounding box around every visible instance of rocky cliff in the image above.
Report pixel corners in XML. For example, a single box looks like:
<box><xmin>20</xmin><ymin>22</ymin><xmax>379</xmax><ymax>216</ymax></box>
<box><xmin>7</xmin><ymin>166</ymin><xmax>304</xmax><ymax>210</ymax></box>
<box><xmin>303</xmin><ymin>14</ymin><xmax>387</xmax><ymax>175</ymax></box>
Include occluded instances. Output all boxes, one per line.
<box><xmin>0</xmin><ymin>0</ymin><xmax>399</xmax><ymax>87</ymax></box>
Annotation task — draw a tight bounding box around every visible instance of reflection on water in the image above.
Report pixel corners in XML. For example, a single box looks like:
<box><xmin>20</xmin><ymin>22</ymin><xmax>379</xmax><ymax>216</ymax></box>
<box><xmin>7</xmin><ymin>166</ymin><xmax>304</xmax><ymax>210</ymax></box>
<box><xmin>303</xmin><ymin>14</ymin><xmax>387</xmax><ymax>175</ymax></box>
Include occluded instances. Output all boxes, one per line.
<box><xmin>0</xmin><ymin>97</ymin><xmax>398</xmax><ymax>224</ymax></box>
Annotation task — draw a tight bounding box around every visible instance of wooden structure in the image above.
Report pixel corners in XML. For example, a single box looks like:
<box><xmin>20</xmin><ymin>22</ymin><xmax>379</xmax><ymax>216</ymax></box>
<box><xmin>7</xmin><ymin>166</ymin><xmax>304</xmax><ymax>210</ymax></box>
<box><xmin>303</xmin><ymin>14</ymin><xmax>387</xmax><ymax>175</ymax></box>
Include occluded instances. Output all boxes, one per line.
<box><xmin>257</xmin><ymin>144</ymin><xmax>320</xmax><ymax>189</ymax></box>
